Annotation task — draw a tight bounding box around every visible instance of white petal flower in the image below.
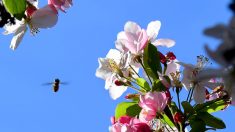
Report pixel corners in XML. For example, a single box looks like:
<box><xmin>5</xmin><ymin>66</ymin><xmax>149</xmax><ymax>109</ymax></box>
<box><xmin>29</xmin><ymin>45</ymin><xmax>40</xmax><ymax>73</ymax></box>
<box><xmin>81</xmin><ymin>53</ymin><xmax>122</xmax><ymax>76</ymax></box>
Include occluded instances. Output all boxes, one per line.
<box><xmin>204</xmin><ymin>16</ymin><xmax>235</xmax><ymax>67</ymax></box>
<box><xmin>202</xmin><ymin>16</ymin><xmax>235</xmax><ymax>104</ymax></box>
<box><xmin>3</xmin><ymin>4</ymin><xmax>58</xmax><ymax>50</ymax></box>
<box><xmin>179</xmin><ymin>59</ymin><xmax>220</xmax><ymax>104</ymax></box>
<box><xmin>96</xmin><ymin>49</ymin><xmax>122</xmax><ymax>80</ymax></box>
<box><xmin>96</xmin><ymin>49</ymin><xmax>138</xmax><ymax>100</ymax></box>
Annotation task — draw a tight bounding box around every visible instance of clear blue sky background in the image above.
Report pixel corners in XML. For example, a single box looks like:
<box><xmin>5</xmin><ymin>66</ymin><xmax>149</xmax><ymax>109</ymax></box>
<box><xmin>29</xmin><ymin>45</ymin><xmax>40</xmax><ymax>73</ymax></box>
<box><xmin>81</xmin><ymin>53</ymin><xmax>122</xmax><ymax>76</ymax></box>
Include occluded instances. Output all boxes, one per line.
<box><xmin>0</xmin><ymin>0</ymin><xmax>234</xmax><ymax>131</ymax></box>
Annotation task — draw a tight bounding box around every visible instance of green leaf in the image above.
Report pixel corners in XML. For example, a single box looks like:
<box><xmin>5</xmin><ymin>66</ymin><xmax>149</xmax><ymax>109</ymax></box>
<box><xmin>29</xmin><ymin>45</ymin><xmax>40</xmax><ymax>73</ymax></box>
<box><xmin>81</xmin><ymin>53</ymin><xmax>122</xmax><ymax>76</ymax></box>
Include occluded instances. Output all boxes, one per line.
<box><xmin>181</xmin><ymin>101</ymin><xmax>195</xmax><ymax>115</ymax></box>
<box><xmin>136</xmin><ymin>78</ymin><xmax>151</xmax><ymax>92</ymax></box>
<box><xmin>2</xmin><ymin>0</ymin><xmax>26</xmax><ymax>20</ymax></box>
<box><xmin>115</xmin><ymin>102</ymin><xmax>141</xmax><ymax>120</ymax></box>
<box><xmin>197</xmin><ymin>112</ymin><xmax>226</xmax><ymax>129</ymax></box>
<box><xmin>161</xmin><ymin>113</ymin><xmax>176</xmax><ymax>127</ymax></box>
<box><xmin>189</xmin><ymin>119</ymin><xmax>206</xmax><ymax>132</ymax></box>
<box><xmin>143</xmin><ymin>43</ymin><xmax>162</xmax><ymax>80</ymax></box>
<box><xmin>152</xmin><ymin>79</ymin><xmax>166</xmax><ymax>92</ymax></box>
<box><xmin>195</xmin><ymin>99</ymin><xmax>227</xmax><ymax>113</ymax></box>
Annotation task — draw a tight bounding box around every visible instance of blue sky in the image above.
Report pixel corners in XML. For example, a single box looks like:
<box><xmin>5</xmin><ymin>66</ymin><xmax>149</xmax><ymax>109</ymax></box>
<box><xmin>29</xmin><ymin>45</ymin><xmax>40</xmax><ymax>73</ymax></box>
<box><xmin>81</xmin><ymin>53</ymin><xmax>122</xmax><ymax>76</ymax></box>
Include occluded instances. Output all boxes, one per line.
<box><xmin>0</xmin><ymin>0</ymin><xmax>234</xmax><ymax>131</ymax></box>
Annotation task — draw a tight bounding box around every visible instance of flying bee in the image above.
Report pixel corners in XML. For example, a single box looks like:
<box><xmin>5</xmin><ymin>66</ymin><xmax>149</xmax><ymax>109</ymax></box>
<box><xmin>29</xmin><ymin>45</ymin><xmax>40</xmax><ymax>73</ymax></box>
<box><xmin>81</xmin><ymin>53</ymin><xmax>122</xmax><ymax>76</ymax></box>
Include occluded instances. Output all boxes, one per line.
<box><xmin>43</xmin><ymin>78</ymin><xmax>68</xmax><ymax>92</ymax></box>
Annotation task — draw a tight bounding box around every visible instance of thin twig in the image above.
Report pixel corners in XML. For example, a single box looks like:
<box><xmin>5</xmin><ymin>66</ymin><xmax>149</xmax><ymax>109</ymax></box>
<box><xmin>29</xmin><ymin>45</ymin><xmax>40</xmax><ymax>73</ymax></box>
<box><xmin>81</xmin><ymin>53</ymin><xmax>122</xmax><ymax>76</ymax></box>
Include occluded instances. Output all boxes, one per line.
<box><xmin>177</xmin><ymin>92</ymin><xmax>182</xmax><ymax>111</ymax></box>
<box><xmin>186</xmin><ymin>89</ymin><xmax>192</xmax><ymax>102</ymax></box>
<box><xmin>129</xmin><ymin>64</ymin><xmax>140</xmax><ymax>78</ymax></box>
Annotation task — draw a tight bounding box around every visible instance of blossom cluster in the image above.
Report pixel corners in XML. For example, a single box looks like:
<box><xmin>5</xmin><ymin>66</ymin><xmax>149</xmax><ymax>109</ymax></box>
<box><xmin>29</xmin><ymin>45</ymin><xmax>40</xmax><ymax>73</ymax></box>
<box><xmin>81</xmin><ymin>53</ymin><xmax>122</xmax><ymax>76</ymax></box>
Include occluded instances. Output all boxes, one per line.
<box><xmin>96</xmin><ymin>20</ymin><xmax>232</xmax><ymax>132</ymax></box>
<box><xmin>0</xmin><ymin>0</ymin><xmax>72</xmax><ymax>50</ymax></box>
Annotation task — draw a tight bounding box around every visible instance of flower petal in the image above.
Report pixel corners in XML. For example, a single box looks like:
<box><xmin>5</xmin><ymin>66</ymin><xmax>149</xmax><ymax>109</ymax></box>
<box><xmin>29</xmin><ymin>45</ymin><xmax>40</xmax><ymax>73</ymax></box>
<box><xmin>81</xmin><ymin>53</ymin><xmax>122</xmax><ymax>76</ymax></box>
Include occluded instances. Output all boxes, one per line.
<box><xmin>106</xmin><ymin>49</ymin><xmax>122</xmax><ymax>63</ymax></box>
<box><xmin>193</xmin><ymin>85</ymin><xmax>206</xmax><ymax>104</ymax></box>
<box><xmin>109</xmin><ymin>85</ymin><xmax>128</xmax><ymax>100</ymax></box>
<box><xmin>137</xmin><ymin>29</ymin><xmax>148</xmax><ymax>52</ymax></box>
<box><xmin>95</xmin><ymin>58</ymin><xmax>112</xmax><ymax>80</ymax></box>
<box><xmin>3</xmin><ymin>20</ymin><xmax>23</xmax><ymax>35</ymax></box>
<box><xmin>152</xmin><ymin>39</ymin><xmax>175</xmax><ymax>48</ymax></box>
<box><xmin>147</xmin><ymin>20</ymin><xmax>161</xmax><ymax>42</ymax></box>
<box><xmin>115</xmin><ymin>32</ymin><xmax>129</xmax><ymax>53</ymax></box>
<box><xmin>31</xmin><ymin>5</ymin><xmax>58</xmax><ymax>29</ymax></box>
<box><xmin>124</xmin><ymin>21</ymin><xmax>141</xmax><ymax>34</ymax></box>
<box><xmin>165</xmin><ymin>60</ymin><xmax>180</xmax><ymax>76</ymax></box>
<box><xmin>10</xmin><ymin>24</ymin><xmax>27</xmax><ymax>50</ymax></box>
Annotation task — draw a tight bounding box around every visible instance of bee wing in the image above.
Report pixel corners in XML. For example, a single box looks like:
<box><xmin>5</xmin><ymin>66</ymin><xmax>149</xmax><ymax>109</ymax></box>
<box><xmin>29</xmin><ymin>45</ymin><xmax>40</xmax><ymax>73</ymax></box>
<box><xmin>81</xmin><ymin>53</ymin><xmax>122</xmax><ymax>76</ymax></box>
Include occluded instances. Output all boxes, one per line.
<box><xmin>60</xmin><ymin>82</ymin><xmax>69</xmax><ymax>85</ymax></box>
<box><xmin>42</xmin><ymin>82</ymin><xmax>54</xmax><ymax>86</ymax></box>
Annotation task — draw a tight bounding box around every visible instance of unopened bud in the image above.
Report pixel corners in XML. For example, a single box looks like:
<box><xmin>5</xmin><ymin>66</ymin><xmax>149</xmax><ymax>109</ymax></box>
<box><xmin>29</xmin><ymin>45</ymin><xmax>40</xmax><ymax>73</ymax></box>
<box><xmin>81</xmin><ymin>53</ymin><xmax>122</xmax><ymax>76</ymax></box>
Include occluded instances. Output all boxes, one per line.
<box><xmin>166</xmin><ymin>52</ymin><xmax>176</xmax><ymax>60</ymax></box>
<box><xmin>26</xmin><ymin>6</ymin><xmax>37</xmax><ymax>17</ymax></box>
<box><xmin>125</xmin><ymin>94</ymin><xmax>139</xmax><ymax>99</ymax></box>
<box><xmin>173</xmin><ymin>112</ymin><xmax>184</xmax><ymax>123</ymax></box>
<box><xmin>114</xmin><ymin>80</ymin><xmax>124</xmax><ymax>86</ymax></box>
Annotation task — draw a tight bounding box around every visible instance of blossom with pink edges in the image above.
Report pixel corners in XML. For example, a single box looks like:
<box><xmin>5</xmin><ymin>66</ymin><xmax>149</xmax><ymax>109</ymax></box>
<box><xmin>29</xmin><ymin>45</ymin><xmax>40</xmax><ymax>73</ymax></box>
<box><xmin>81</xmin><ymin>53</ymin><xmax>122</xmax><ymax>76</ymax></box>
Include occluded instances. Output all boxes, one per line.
<box><xmin>48</xmin><ymin>0</ymin><xmax>73</xmax><ymax>12</ymax></box>
<box><xmin>139</xmin><ymin>92</ymin><xmax>168</xmax><ymax>122</ymax></box>
<box><xmin>110</xmin><ymin>116</ymin><xmax>151</xmax><ymax>132</ymax></box>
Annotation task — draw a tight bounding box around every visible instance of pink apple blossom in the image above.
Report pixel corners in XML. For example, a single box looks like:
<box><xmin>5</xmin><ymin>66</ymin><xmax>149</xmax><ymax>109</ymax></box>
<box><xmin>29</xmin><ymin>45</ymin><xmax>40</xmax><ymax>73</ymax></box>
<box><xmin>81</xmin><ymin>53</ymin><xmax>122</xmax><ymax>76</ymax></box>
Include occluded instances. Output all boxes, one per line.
<box><xmin>139</xmin><ymin>109</ymin><xmax>156</xmax><ymax>123</ymax></box>
<box><xmin>110</xmin><ymin>116</ymin><xmax>151</xmax><ymax>132</ymax></box>
<box><xmin>139</xmin><ymin>92</ymin><xmax>168</xmax><ymax>122</ymax></box>
<box><xmin>116</xmin><ymin>21</ymin><xmax>148</xmax><ymax>55</ymax></box>
<box><xmin>116</xmin><ymin>21</ymin><xmax>175</xmax><ymax>55</ymax></box>
<box><xmin>139</xmin><ymin>92</ymin><xmax>168</xmax><ymax>112</ymax></box>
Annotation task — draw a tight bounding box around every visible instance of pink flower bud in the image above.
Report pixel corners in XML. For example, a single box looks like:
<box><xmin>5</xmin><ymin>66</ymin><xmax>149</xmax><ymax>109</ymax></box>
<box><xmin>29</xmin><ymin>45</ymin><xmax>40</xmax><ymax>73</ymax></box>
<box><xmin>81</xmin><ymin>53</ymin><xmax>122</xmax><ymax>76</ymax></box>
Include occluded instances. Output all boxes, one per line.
<box><xmin>133</xmin><ymin>123</ymin><xmax>152</xmax><ymax>132</ymax></box>
<box><xmin>173</xmin><ymin>112</ymin><xmax>184</xmax><ymax>123</ymax></box>
<box><xmin>114</xmin><ymin>80</ymin><xmax>123</xmax><ymax>86</ymax></box>
<box><xmin>118</xmin><ymin>116</ymin><xmax>132</xmax><ymax>124</ymax></box>
<box><xmin>26</xmin><ymin>6</ymin><xmax>37</xmax><ymax>17</ymax></box>
<box><xmin>166</xmin><ymin>52</ymin><xmax>176</xmax><ymax>60</ymax></box>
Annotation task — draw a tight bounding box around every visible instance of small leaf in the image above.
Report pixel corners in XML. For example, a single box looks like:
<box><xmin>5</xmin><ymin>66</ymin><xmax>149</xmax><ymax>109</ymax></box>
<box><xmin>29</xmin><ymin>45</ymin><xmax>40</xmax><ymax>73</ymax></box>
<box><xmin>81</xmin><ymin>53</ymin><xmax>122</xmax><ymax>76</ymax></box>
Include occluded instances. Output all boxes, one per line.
<box><xmin>181</xmin><ymin>101</ymin><xmax>195</xmax><ymax>115</ymax></box>
<box><xmin>152</xmin><ymin>79</ymin><xmax>166</xmax><ymax>92</ymax></box>
<box><xmin>136</xmin><ymin>78</ymin><xmax>151</xmax><ymax>92</ymax></box>
<box><xmin>115</xmin><ymin>102</ymin><xmax>141</xmax><ymax>120</ymax></box>
<box><xmin>143</xmin><ymin>43</ymin><xmax>162</xmax><ymax>80</ymax></box>
<box><xmin>195</xmin><ymin>99</ymin><xmax>228</xmax><ymax>113</ymax></box>
<box><xmin>2</xmin><ymin>0</ymin><xmax>26</xmax><ymax>20</ymax></box>
<box><xmin>126</xmin><ymin>104</ymin><xmax>142</xmax><ymax>117</ymax></box>
<box><xmin>197</xmin><ymin>112</ymin><xmax>226</xmax><ymax>129</ymax></box>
